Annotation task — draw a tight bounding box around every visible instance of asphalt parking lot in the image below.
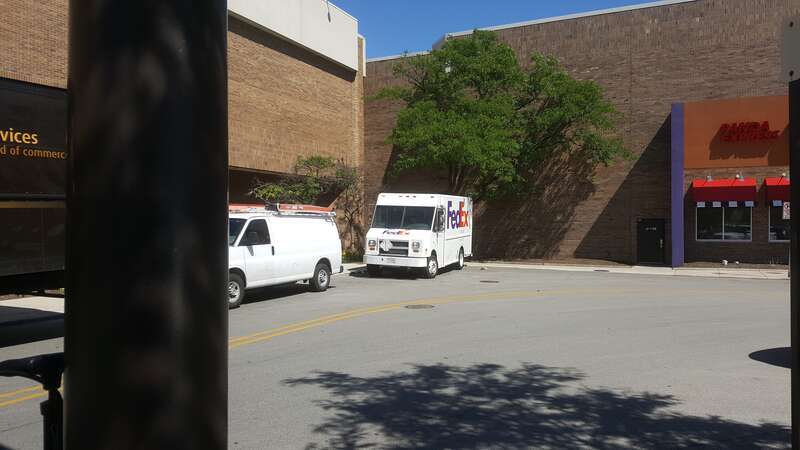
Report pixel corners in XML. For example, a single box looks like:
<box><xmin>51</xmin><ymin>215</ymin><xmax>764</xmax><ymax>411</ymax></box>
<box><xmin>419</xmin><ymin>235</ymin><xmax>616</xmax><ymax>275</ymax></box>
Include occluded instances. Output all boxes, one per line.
<box><xmin>0</xmin><ymin>266</ymin><xmax>791</xmax><ymax>449</ymax></box>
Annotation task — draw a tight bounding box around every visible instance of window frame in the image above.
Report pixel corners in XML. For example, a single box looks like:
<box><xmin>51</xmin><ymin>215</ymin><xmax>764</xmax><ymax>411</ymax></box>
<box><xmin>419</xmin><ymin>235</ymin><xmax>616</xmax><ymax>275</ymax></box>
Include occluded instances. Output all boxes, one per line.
<box><xmin>371</xmin><ymin>205</ymin><xmax>437</xmax><ymax>231</ymax></box>
<box><xmin>695</xmin><ymin>203</ymin><xmax>752</xmax><ymax>243</ymax></box>
<box><xmin>229</xmin><ymin>218</ymin><xmax>247</xmax><ymax>247</ymax></box>
<box><xmin>768</xmin><ymin>202</ymin><xmax>790</xmax><ymax>243</ymax></box>
<box><xmin>239</xmin><ymin>218</ymin><xmax>271</xmax><ymax>247</ymax></box>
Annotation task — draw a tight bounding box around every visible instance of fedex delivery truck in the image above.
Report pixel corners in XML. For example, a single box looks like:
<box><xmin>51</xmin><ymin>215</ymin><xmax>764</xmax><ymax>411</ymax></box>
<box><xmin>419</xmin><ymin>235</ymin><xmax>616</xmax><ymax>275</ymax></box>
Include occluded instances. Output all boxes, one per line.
<box><xmin>364</xmin><ymin>193</ymin><xmax>473</xmax><ymax>278</ymax></box>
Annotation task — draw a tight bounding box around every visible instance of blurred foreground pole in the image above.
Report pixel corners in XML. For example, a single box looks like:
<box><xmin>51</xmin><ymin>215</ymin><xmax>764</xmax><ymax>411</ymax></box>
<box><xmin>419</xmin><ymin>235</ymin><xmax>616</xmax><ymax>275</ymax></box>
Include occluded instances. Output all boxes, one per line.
<box><xmin>784</xmin><ymin>17</ymin><xmax>799</xmax><ymax>449</ymax></box>
<box><xmin>65</xmin><ymin>1</ymin><xmax>229</xmax><ymax>449</ymax></box>
<box><xmin>793</xmin><ymin>76</ymin><xmax>799</xmax><ymax>450</ymax></box>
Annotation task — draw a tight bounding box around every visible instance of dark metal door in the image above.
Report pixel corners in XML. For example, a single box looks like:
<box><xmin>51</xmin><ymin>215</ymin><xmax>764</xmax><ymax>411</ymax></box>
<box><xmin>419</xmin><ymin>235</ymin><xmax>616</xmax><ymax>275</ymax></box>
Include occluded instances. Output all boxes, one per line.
<box><xmin>637</xmin><ymin>219</ymin><xmax>665</xmax><ymax>265</ymax></box>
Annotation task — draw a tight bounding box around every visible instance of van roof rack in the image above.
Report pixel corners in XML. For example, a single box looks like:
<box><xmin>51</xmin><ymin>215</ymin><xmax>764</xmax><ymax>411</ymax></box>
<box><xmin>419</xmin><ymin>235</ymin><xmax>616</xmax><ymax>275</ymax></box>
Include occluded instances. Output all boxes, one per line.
<box><xmin>229</xmin><ymin>203</ymin><xmax>336</xmax><ymax>217</ymax></box>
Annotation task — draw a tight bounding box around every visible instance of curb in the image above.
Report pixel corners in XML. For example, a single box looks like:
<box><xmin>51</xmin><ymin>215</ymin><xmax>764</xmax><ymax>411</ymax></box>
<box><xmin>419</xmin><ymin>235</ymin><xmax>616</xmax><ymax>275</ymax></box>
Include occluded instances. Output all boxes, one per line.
<box><xmin>467</xmin><ymin>262</ymin><xmax>788</xmax><ymax>281</ymax></box>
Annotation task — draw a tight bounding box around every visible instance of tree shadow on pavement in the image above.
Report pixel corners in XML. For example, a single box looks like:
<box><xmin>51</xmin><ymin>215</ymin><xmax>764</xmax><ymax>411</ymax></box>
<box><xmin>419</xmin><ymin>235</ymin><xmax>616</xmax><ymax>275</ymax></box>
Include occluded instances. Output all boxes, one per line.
<box><xmin>242</xmin><ymin>282</ymin><xmax>324</xmax><ymax>306</ymax></box>
<box><xmin>749</xmin><ymin>347</ymin><xmax>790</xmax><ymax>369</ymax></box>
<box><xmin>285</xmin><ymin>363</ymin><xmax>789</xmax><ymax>449</ymax></box>
<box><xmin>0</xmin><ymin>306</ymin><xmax>63</xmax><ymax>348</ymax></box>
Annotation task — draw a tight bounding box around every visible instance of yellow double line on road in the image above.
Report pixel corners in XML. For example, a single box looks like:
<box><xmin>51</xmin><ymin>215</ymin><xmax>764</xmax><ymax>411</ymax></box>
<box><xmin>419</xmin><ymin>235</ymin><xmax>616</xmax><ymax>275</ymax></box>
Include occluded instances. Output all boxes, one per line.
<box><xmin>0</xmin><ymin>287</ymin><xmax>624</xmax><ymax>409</ymax></box>
<box><xmin>0</xmin><ymin>386</ymin><xmax>48</xmax><ymax>408</ymax></box>
<box><xmin>228</xmin><ymin>289</ymin><xmax>571</xmax><ymax>349</ymax></box>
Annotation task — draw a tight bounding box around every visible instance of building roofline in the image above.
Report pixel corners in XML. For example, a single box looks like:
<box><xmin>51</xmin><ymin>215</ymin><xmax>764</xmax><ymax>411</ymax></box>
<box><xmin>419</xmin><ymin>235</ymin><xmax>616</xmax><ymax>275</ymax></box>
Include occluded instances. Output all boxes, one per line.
<box><xmin>442</xmin><ymin>0</ymin><xmax>697</xmax><ymax>40</ymax></box>
<box><xmin>368</xmin><ymin>0</ymin><xmax>699</xmax><ymax>63</ymax></box>
<box><xmin>367</xmin><ymin>50</ymin><xmax>430</xmax><ymax>63</ymax></box>
<box><xmin>326</xmin><ymin>0</ymin><xmax>358</xmax><ymax>23</ymax></box>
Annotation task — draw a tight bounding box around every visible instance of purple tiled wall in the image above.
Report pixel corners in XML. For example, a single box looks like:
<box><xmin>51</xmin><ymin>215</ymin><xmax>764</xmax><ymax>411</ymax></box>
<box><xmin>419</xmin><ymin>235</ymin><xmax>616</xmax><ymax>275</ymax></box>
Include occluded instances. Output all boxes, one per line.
<box><xmin>671</xmin><ymin>104</ymin><xmax>685</xmax><ymax>268</ymax></box>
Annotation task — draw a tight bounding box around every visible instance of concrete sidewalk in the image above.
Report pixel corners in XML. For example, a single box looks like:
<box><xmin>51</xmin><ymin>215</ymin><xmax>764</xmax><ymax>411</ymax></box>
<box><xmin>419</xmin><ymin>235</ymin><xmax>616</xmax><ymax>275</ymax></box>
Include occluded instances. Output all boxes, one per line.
<box><xmin>345</xmin><ymin>260</ymin><xmax>788</xmax><ymax>280</ymax></box>
<box><xmin>469</xmin><ymin>261</ymin><xmax>788</xmax><ymax>280</ymax></box>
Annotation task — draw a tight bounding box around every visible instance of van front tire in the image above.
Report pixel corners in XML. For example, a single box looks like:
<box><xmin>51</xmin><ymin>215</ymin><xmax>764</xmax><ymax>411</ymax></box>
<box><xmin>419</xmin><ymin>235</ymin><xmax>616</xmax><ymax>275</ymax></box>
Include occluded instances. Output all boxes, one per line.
<box><xmin>311</xmin><ymin>263</ymin><xmax>331</xmax><ymax>292</ymax></box>
<box><xmin>228</xmin><ymin>272</ymin><xmax>245</xmax><ymax>309</ymax></box>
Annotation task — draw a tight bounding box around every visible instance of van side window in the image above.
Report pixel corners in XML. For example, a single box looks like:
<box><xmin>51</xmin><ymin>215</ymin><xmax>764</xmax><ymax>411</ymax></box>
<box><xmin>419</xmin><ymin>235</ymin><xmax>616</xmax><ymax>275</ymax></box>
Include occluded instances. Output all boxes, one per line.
<box><xmin>240</xmin><ymin>219</ymin><xmax>270</xmax><ymax>246</ymax></box>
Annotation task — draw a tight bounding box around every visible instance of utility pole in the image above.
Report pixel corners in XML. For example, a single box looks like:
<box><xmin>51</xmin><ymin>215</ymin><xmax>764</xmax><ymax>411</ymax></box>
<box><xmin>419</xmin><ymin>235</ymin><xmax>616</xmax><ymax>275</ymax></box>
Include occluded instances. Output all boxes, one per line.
<box><xmin>792</xmin><ymin>76</ymin><xmax>799</xmax><ymax>450</ymax></box>
<box><xmin>785</xmin><ymin>16</ymin><xmax>799</xmax><ymax>450</ymax></box>
<box><xmin>64</xmin><ymin>2</ymin><xmax>229</xmax><ymax>449</ymax></box>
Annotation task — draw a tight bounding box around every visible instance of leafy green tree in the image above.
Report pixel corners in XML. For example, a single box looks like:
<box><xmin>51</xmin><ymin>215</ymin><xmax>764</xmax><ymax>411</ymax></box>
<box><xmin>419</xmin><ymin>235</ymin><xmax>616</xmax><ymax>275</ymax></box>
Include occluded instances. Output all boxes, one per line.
<box><xmin>250</xmin><ymin>155</ymin><xmax>364</xmax><ymax>253</ymax></box>
<box><xmin>250</xmin><ymin>155</ymin><xmax>355</xmax><ymax>205</ymax></box>
<box><xmin>377</xmin><ymin>31</ymin><xmax>627</xmax><ymax>199</ymax></box>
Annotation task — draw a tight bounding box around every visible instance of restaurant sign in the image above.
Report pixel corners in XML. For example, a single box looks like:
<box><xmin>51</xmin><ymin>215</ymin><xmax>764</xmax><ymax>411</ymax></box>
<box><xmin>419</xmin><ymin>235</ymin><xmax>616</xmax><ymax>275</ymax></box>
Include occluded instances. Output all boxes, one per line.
<box><xmin>718</xmin><ymin>121</ymin><xmax>781</xmax><ymax>142</ymax></box>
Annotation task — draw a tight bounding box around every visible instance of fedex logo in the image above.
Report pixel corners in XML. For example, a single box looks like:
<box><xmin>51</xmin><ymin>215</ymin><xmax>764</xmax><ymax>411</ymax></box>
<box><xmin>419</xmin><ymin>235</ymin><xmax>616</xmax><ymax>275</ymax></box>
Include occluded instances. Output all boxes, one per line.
<box><xmin>447</xmin><ymin>201</ymin><xmax>469</xmax><ymax>229</ymax></box>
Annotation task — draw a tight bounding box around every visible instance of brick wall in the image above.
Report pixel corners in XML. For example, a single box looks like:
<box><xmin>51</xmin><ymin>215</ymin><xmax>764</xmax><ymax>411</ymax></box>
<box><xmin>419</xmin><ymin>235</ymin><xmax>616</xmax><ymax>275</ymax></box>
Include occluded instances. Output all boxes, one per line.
<box><xmin>365</xmin><ymin>0</ymin><xmax>800</xmax><ymax>264</ymax></box>
<box><xmin>1</xmin><ymin>3</ymin><xmax>364</xmax><ymax>196</ymax></box>
<box><xmin>0</xmin><ymin>0</ymin><xmax>68</xmax><ymax>89</ymax></box>
<box><xmin>228</xmin><ymin>18</ymin><xmax>363</xmax><ymax>176</ymax></box>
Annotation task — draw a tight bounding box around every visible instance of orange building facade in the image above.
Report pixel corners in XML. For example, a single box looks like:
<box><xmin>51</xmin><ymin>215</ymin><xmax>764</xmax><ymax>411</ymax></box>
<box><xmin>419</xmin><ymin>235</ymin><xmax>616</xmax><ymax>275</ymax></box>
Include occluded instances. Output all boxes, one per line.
<box><xmin>671</xmin><ymin>95</ymin><xmax>790</xmax><ymax>266</ymax></box>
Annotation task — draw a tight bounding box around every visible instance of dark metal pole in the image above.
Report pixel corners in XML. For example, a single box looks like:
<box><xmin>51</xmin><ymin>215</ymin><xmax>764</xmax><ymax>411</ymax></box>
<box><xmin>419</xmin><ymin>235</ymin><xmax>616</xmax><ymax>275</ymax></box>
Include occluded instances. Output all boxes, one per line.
<box><xmin>65</xmin><ymin>2</ymin><xmax>229</xmax><ymax>449</ymax></box>
<box><xmin>791</xmin><ymin>78</ymin><xmax>799</xmax><ymax>450</ymax></box>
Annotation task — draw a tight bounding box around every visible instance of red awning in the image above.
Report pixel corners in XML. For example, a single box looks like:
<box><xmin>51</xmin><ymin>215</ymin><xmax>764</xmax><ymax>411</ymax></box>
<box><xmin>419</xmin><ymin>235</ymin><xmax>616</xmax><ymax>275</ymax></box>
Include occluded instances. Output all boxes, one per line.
<box><xmin>765</xmin><ymin>177</ymin><xmax>790</xmax><ymax>202</ymax></box>
<box><xmin>691</xmin><ymin>178</ymin><xmax>757</xmax><ymax>202</ymax></box>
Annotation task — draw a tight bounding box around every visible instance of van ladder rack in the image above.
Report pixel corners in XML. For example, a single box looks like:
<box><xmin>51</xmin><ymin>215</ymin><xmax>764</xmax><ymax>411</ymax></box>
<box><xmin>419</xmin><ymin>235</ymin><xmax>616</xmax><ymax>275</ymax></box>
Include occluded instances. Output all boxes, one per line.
<box><xmin>229</xmin><ymin>203</ymin><xmax>336</xmax><ymax>217</ymax></box>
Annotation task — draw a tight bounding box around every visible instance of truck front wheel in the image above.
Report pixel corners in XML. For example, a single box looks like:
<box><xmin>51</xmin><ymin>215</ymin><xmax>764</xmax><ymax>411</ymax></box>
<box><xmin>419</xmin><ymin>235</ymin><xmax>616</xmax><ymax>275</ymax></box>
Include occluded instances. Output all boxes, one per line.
<box><xmin>423</xmin><ymin>254</ymin><xmax>438</xmax><ymax>279</ymax></box>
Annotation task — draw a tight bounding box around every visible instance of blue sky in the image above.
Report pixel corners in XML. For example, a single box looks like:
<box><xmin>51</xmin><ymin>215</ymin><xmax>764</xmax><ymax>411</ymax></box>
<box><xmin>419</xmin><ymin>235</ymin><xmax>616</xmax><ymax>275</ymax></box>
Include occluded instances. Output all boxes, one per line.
<box><xmin>332</xmin><ymin>0</ymin><xmax>666</xmax><ymax>59</ymax></box>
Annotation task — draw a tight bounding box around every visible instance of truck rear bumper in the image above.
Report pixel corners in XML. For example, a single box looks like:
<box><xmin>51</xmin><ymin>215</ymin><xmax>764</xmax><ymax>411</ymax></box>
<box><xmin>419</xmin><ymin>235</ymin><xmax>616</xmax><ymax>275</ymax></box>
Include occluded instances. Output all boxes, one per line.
<box><xmin>364</xmin><ymin>255</ymin><xmax>427</xmax><ymax>268</ymax></box>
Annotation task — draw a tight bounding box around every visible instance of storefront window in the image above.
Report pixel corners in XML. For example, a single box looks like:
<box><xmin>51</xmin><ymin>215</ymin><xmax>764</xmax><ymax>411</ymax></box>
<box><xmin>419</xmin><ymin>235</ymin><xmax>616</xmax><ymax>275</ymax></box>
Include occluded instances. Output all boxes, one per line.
<box><xmin>770</xmin><ymin>206</ymin><xmax>790</xmax><ymax>242</ymax></box>
<box><xmin>696</xmin><ymin>207</ymin><xmax>723</xmax><ymax>240</ymax></box>
<box><xmin>696</xmin><ymin>205</ymin><xmax>751</xmax><ymax>241</ymax></box>
<box><xmin>723</xmin><ymin>206</ymin><xmax>751</xmax><ymax>241</ymax></box>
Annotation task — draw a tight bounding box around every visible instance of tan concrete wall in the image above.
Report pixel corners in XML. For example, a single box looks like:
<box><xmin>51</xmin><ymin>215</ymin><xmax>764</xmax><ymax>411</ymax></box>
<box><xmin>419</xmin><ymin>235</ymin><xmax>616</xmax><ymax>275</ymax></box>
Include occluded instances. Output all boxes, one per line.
<box><xmin>228</xmin><ymin>17</ymin><xmax>363</xmax><ymax>175</ymax></box>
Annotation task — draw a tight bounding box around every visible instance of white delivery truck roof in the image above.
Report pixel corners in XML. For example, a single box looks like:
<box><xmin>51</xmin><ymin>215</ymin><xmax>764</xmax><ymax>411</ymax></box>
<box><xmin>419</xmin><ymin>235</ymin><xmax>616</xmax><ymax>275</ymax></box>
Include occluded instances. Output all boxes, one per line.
<box><xmin>376</xmin><ymin>193</ymin><xmax>444</xmax><ymax>207</ymax></box>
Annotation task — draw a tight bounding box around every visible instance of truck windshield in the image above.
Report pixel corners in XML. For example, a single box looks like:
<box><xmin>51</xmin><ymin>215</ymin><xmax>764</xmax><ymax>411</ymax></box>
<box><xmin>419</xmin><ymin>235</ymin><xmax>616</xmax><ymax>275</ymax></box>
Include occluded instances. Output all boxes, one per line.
<box><xmin>229</xmin><ymin>218</ymin><xmax>247</xmax><ymax>246</ymax></box>
<box><xmin>372</xmin><ymin>206</ymin><xmax>435</xmax><ymax>230</ymax></box>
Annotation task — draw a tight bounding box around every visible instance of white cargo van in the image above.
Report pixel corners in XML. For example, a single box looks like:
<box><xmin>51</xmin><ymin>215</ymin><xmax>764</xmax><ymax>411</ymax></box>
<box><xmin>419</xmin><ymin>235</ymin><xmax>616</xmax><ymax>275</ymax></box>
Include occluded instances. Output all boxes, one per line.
<box><xmin>227</xmin><ymin>204</ymin><xmax>343</xmax><ymax>308</ymax></box>
<box><xmin>364</xmin><ymin>193</ymin><xmax>473</xmax><ymax>278</ymax></box>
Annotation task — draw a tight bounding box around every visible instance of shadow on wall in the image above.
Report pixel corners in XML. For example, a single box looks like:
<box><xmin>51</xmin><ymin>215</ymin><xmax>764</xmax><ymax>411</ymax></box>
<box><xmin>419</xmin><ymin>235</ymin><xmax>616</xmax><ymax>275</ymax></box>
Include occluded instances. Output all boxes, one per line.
<box><xmin>229</xmin><ymin>17</ymin><xmax>356</xmax><ymax>83</ymax></box>
<box><xmin>473</xmin><ymin>151</ymin><xmax>596</xmax><ymax>259</ymax></box>
<box><xmin>575</xmin><ymin>117</ymin><xmax>671</xmax><ymax>264</ymax></box>
<box><xmin>285</xmin><ymin>362</ymin><xmax>789</xmax><ymax>449</ymax></box>
<box><xmin>377</xmin><ymin>116</ymin><xmax>669</xmax><ymax>264</ymax></box>
<box><xmin>229</xmin><ymin>169</ymin><xmax>282</xmax><ymax>204</ymax></box>
<box><xmin>377</xmin><ymin>142</ymin><xmax>597</xmax><ymax>260</ymax></box>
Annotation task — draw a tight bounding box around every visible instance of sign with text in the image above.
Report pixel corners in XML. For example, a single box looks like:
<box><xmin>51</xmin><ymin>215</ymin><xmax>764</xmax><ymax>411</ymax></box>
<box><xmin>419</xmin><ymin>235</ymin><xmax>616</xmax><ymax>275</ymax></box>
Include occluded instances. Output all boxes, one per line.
<box><xmin>718</xmin><ymin>122</ymin><xmax>781</xmax><ymax>142</ymax></box>
<box><xmin>784</xmin><ymin>202</ymin><xmax>791</xmax><ymax>220</ymax></box>
<box><xmin>0</xmin><ymin>78</ymin><xmax>67</xmax><ymax>197</ymax></box>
